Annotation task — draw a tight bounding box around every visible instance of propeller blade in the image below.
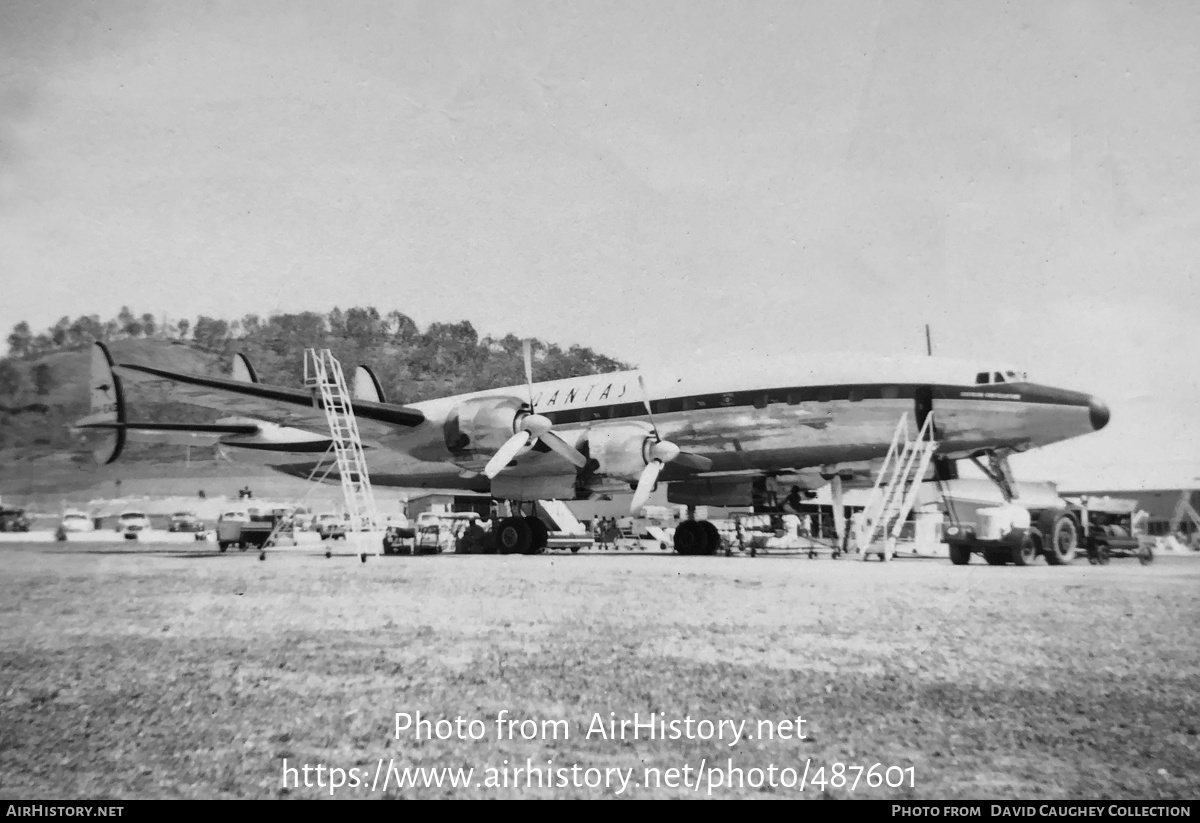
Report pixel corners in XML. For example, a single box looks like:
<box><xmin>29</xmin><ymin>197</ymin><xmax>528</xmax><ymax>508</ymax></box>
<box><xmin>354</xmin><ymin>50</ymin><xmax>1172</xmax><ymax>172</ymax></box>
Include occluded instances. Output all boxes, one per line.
<box><xmin>484</xmin><ymin>431</ymin><xmax>531</xmax><ymax>479</ymax></box>
<box><xmin>540</xmin><ymin>431</ymin><xmax>588</xmax><ymax>468</ymax></box>
<box><xmin>630</xmin><ymin>460</ymin><xmax>664</xmax><ymax>512</ymax></box>
<box><xmin>522</xmin><ymin>339</ymin><xmax>534</xmax><ymax>408</ymax></box>
<box><xmin>636</xmin><ymin>374</ymin><xmax>661</xmax><ymax>440</ymax></box>
<box><xmin>673</xmin><ymin>451</ymin><xmax>714</xmax><ymax>472</ymax></box>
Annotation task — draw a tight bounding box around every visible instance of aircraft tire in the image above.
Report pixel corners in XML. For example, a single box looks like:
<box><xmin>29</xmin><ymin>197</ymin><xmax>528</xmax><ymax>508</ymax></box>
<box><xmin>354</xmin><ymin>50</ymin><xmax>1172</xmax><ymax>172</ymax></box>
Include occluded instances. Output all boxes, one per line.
<box><xmin>947</xmin><ymin>542</ymin><xmax>970</xmax><ymax>565</ymax></box>
<box><xmin>498</xmin><ymin>517</ymin><xmax>533</xmax><ymax>555</ymax></box>
<box><xmin>525</xmin><ymin>517</ymin><xmax>549</xmax><ymax>554</ymax></box>
<box><xmin>673</xmin><ymin>521</ymin><xmax>708</xmax><ymax>556</ymax></box>
<box><xmin>1011</xmin><ymin>530</ymin><xmax>1038</xmax><ymax>566</ymax></box>
<box><xmin>1039</xmin><ymin>512</ymin><xmax>1078</xmax><ymax>566</ymax></box>
<box><xmin>698</xmin><ymin>521</ymin><xmax>721</xmax><ymax>556</ymax></box>
<box><xmin>983</xmin><ymin>549</ymin><xmax>1009</xmax><ymax>566</ymax></box>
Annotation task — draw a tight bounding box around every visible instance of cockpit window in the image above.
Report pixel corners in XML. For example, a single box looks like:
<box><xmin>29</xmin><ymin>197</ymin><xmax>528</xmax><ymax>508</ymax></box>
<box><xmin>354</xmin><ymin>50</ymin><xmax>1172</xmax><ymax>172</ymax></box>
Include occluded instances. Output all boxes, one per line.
<box><xmin>976</xmin><ymin>372</ymin><xmax>989</xmax><ymax>384</ymax></box>
<box><xmin>993</xmin><ymin>372</ymin><xmax>1005</xmax><ymax>383</ymax></box>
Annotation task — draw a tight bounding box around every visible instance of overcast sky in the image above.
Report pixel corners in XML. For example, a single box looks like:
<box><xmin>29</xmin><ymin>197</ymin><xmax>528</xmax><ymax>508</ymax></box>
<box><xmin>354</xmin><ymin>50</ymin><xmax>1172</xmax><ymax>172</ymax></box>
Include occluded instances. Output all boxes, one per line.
<box><xmin>2</xmin><ymin>1</ymin><xmax>1197</xmax><ymax>488</ymax></box>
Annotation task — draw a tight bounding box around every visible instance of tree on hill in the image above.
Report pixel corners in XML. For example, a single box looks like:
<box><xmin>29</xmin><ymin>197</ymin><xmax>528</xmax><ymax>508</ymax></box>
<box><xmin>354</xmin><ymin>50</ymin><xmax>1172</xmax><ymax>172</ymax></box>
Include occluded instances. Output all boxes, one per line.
<box><xmin>0</xmin><ymin>305</ymin><xmax>633</xmax><ymax>457</ymax></box>
<box><xmin>7</xmin><ymin>322</ymin><xmax>32</xmax><ymax>357</ymax></box>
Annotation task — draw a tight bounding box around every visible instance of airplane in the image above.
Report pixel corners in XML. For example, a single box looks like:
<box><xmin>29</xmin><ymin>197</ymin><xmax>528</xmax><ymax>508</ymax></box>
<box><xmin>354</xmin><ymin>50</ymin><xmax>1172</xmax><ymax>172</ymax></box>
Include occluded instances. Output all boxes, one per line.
<box><xmin>72</xmin><ymin>341</ymin><xmax>1109</xmax><ymax>556</ymax></box>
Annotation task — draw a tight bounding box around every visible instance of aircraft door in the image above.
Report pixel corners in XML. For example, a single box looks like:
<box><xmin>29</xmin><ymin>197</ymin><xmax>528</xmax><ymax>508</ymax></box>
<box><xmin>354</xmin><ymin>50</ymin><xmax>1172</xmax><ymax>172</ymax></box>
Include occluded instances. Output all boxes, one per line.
<box><xmin>914</xmin><ymin>386</ymin><xmax>935</xmax><ymax>440</ymax></box>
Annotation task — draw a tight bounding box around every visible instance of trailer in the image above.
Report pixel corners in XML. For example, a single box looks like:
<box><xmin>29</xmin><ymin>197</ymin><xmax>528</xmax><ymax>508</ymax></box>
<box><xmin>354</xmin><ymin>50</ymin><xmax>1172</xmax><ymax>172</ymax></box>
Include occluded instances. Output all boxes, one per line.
<box><xmin>216</xmin><ymin>509</ymin><xmax>289</xmax><ymax>551</ymax></box>
<box><xmin>1063</xmin><ymin>495</ymin><xmax>1154</xmax><ymax>566</ymax></box>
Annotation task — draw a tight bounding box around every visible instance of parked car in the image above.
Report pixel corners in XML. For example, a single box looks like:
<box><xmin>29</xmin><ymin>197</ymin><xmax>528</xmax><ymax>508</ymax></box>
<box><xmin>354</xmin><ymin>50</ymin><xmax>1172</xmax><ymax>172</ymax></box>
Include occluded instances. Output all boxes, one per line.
<box><xmin>60</xmin><ymin>511</ymin><xmax>94</xmax><ymax>532</ymax></box>
<box><xmin>168</xmin><ymin>511</ymin><xmax>204</xmax><ymax>532</ymax></box>
<box><xmin>0</xmin><ymin>507</ymin><xmax>32</xmax><ymax>532</ymax></box>
<box><xmin>116</xmin><ymin>511</ymin><xmax>151</xmax><ymax>539</ymax></box>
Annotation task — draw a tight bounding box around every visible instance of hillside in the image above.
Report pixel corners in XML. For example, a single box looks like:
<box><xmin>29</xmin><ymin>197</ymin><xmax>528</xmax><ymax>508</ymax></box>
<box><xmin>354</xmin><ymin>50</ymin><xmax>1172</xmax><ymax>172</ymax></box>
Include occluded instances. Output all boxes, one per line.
<box><xmin>0</xmin><ymin>309</ymin><xmax>632</xmax><ymax>498</ymax></box>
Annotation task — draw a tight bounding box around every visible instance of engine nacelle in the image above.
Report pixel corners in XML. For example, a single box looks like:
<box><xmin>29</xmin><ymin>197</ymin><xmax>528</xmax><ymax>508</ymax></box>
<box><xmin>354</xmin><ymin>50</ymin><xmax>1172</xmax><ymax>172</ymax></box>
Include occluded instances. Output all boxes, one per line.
<box><xmin>490</xmin><ymin>473</ymin><xmax>578</xmax><ymax>502</ymax></box>
<box><xmin>443</xmin><ymin>396</ymin><xmax>525</xmax><ymax>456</ymax></box>
<box><xmin>585</xmin><ymin>423</ymin><xmax>656</xmax><ymax>480</ymax></box>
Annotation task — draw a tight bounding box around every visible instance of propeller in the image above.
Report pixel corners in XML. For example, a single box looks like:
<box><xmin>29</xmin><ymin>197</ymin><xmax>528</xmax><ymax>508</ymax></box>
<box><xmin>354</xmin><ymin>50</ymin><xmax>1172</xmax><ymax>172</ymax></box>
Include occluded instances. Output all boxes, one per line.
<box><xmin>628</xmin><ymin>375</ymin><xmax>711</xmax><ymax>512</ymax></box>
<box><xmin>483</xmin><ymin>340</ymin><xmax>587</xmax><ymax>479</ymax></box>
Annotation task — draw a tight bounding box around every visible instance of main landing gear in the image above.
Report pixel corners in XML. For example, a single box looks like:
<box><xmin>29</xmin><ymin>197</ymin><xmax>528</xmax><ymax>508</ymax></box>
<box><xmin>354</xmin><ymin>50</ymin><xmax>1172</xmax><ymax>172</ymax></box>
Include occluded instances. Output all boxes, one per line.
<box><xmin>495</xmin><ymin>505</ymin><xmax>550</xmax><ymax>555</ymax></box>
<box><xmin>673</xmin><ymin>507</ymin><xmax>721</xmax><ymax>556</ymax></box>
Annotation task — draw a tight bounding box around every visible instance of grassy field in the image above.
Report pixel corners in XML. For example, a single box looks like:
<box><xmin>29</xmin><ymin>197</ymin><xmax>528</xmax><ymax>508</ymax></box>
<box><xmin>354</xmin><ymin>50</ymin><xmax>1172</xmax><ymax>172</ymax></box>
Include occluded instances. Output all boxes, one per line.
<box><xmin>0</xmin><ymin>543</ymin><xmax>1197</xmax><ymax>799</ymax></box>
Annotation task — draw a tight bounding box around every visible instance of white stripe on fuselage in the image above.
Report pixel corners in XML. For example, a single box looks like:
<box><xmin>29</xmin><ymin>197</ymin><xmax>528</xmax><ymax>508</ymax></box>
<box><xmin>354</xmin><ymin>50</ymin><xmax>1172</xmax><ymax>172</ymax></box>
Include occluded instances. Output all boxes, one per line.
<box><xmin>409</xmin><ymin>354</ymin><xmax>991</xmax><ymax>419</ymax></box>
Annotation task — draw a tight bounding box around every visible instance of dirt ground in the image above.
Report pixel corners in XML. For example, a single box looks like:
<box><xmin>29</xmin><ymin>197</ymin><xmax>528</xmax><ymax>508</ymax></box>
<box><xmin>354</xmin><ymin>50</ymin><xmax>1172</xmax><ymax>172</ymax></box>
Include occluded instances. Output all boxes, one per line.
<box><xmin>1</xmin><ymin>542</ymin><xmax>1197</xmax><ymax>799</ymax></box>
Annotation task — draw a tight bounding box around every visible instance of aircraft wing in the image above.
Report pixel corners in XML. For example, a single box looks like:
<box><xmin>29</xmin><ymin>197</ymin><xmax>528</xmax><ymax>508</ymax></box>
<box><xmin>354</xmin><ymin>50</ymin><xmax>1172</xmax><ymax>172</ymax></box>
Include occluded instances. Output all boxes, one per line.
<box><xmin>112</xmin><ymin>361</ymin><xmax>425</xmax><ymax>441</ymax></box>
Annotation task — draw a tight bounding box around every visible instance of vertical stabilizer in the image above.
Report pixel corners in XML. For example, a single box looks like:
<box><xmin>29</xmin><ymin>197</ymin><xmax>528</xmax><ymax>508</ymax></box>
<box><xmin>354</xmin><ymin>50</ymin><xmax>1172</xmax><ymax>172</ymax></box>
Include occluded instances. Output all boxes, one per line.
<box><xmin>352</xmin><ymin>365</ymin><xmax>386</xmax><ymax>403</ymax></box>
<box><xmin>76</xmin><ymin>342</ymin><xmax>127</xmax><ymax>464</ymax></box>
<box><xmin>231</xmin><ymin>353</ymin><xmax>259</xmax><ymax>383</ymax></box>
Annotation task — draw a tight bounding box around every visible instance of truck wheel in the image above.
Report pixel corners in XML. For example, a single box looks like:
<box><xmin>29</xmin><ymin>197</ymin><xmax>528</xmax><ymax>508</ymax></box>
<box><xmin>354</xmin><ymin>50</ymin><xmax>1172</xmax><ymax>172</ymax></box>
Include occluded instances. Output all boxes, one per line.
<box><xmin>1039</xmin><ymin>512</ymin><xmax>1077</xmax><ymax>566</ymax></box>
<box><xmin>948</xmin><ymin>542</ymin><xmax>970</xmax><ymax>565</ymax></box>
<box><xmin>1011</xmin><ymin>530</ymin><xmax>1038</xmax><ymax>566</ymax></box>
<box><xmin>218</xmin><ymin>542</ymin><xmax>228</xmax><ymax>553</ymax></box>
<box><xmin>984</xmin><ymin>549</ymin><xmax>1008</xmax><ymax>566</ymax></box>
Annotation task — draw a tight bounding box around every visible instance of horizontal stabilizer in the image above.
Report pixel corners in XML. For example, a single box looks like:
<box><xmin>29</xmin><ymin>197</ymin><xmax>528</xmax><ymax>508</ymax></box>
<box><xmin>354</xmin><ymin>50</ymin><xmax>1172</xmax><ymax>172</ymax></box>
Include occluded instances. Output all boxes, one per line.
<box><xmin>113</xmin><ymin>362</ymin><xmax>425</xmax><ymax>429</ymax></box>
<box><xmin>73</xmin><ymin>421</ymin><xmax>261</xmax><ymax>435</ymax></box>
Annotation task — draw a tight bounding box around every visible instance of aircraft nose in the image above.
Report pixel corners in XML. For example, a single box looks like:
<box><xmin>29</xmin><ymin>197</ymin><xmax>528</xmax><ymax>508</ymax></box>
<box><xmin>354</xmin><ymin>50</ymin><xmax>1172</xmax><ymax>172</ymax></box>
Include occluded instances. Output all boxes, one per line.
<box><xmin>1089</xmin><ymin>397</ymin><xmax>1110</xmax><ymax>431</ymax></box>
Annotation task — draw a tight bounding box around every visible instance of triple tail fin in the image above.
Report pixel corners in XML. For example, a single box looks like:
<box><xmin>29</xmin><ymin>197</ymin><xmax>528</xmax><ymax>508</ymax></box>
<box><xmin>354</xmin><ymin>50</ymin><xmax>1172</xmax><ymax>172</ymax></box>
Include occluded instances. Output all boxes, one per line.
<box><xmin>353</xmin><ymin>365</ymin><xmax>386</xmax><ymax>403</ymax></box>
<box><xmin>74</xmin><ymin>342</ymin><xmax>127</xmax><ymax>464</ymax></box>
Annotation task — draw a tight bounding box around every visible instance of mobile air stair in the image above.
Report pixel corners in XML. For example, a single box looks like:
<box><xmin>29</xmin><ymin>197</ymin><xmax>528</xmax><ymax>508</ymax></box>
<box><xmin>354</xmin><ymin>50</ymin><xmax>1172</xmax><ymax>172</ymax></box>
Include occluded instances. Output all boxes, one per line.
<box><xmin>303</xmin><ymin>348</ymin><xmax>382</xmax><ymax>562</ymax></box>
<box><xmin>853</xmin><ymin>412</ymin><xmax>938</xmax><ymax>561</ymax></box>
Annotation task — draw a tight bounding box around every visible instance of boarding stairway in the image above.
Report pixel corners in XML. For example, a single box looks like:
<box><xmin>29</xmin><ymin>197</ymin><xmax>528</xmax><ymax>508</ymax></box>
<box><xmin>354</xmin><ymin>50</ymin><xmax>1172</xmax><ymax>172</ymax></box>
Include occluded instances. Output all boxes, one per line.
<box><xmin>535</xmin><ymin>499</ymin><xmax>587</xmax><ymax>535</ymax></box>
<box><xmin>303</xmin><ymin>348</ymin><xmax>381</xmax><ymax>561</ymax></box>
<box><xmin>854</xmin><ymin>412</ymin><xmax>938</xmax><ymax>561</ymax></box>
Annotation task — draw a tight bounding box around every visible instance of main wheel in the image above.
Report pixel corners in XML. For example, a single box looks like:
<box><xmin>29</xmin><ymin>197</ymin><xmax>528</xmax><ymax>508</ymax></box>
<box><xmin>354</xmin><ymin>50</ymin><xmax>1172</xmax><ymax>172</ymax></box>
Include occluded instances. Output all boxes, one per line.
<box><xmin>525</xmin><ymin>517</ymin><xmax>549</xmax><ymax>554</ymax></box>
<box><xmin>1011</xmin><ymin>530</ymin><xmax>1039</xmax><ymax>566</ymax></box>
<box><xmin>948</xmin><ymin>542</ymin><xmax>970</xmax><ymax>565</ymax></box>
<box><xmin>698</xmin><ymin>521</ymin><xmax>721</xmax><ymax>556</ymax></box>
<box><xmin>1039</xmin><ymin>511</ymin><xmax>1078</xmax><ymax>566</ymax></box>
<box><xmin>673</xmin><ymin>521</ymin><xmax>708</xmax><ymax>556</ymax></box>
<box><xmin>497</xmin><ymin>517</ymin><xmax>534</xmax><ymax>555</ymax></box>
